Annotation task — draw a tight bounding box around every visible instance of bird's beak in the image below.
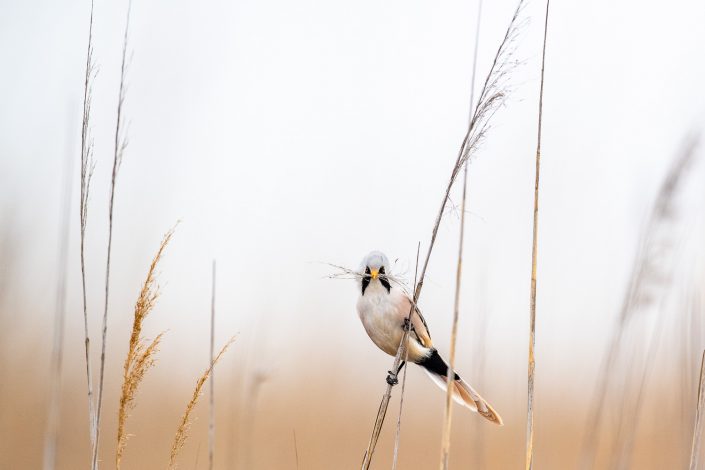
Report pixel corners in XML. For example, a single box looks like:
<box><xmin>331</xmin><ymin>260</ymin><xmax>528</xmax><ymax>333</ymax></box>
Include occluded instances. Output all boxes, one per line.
<box><xmin>370</xmin><ymin>269</ymin><xmax>379</xmax><ymax>280</ymax></box>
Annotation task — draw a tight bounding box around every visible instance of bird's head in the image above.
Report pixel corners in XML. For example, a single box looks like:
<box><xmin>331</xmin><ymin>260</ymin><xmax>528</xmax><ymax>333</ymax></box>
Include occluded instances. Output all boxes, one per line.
<box><xmin>359</xmin><ymin>251</ymin><xmax>392</xmax><ymax>295</ymax></box>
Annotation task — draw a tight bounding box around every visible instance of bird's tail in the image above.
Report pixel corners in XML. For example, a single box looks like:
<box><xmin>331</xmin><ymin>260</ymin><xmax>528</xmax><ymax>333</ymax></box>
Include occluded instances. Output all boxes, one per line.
<box><xmin>419</xmin><ymin>349</ymin><xmax>503</xmax><ymax>425</ymax></box>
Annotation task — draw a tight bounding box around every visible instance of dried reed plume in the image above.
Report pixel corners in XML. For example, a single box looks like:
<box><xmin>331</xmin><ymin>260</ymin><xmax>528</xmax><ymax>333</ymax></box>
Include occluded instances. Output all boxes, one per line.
<box><xmin>94</xmin><ymin>1</ymin><xmax>132</xmax><ymax>468</ymax></box>
<box><xmin>361</xmin><ymin>1</ymin><xmax>526</xmax><ymax>467</ymax></box>
<box><xmin>115</xmin><ymin>227</ymin><xmax>174</xmax><ymax>469</ymax></box>
<box><xmin>525</xmin><ymin>2</ymin><xmax>550</xmax><ymax>469</ymax></box>
<box><xmin>412</xmin><ymin>0</ymin><xmax>526</xmax><ymax>303</ymax></box>
<box><xmin>78</xmin><ymin>0</ymin><xmax>98</xmax><ymax>463</ymax></box>
<box><xmin>169</xmin><ymin>337</ymin><xmax>236</xmax><ymax>470</ymax></box>
<box><xmin>580</xmin><ymin>136</ymin><xmax>699</xmax><ymax>469</ymax></box>
<box><xmin>440</xmin><ymin>1</ymin><xmax>483</xmax><ymax>467</ymax></box>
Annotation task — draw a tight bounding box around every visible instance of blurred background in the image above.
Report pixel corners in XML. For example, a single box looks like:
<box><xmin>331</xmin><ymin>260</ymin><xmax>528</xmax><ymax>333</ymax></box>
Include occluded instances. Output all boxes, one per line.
<box><xmin>2</xmin><ymin>0</ymin><xmax>705</xmax><ymax>468</ymax></box>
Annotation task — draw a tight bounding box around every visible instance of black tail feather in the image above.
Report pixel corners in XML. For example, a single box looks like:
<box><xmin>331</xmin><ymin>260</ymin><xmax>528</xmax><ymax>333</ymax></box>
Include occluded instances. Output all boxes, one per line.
<box><xmin>416</xmin><ymin>349</ymin><xmax>459</xmax><ymax>380</ymax></box>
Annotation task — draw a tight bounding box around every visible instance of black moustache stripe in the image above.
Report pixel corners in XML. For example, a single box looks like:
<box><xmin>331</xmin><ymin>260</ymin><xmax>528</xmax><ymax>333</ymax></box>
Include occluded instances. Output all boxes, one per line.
<box><xmin>379</xmin><ymin>276</ymin><xmax>391</xmax><ymax>293</ymax></box>
<box><xmin>361</xmin><ymin>275</ymin><xmax>371</xmax><ymax>295</ymax></box>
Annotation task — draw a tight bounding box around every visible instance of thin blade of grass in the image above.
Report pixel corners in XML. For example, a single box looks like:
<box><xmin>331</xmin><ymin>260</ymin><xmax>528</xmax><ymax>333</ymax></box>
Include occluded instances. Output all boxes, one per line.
<box><xmin>169</xmin><ymin>337</ymin><xmax>236</xmax><ymax>470</ymax></box>
<box><xmin>440</xmin><ymin>1</ymin><xmax>484</xmax><ymax>467</ymax></box>
<box><xmin>78</xmin><ymin>0</ymin><xmax>98</xmax><ymax>464</ymax></box>
<box><xmin>525</xmin><ymin>2</ymin><xmax>550</xmax><ymax>469</ymax></box>
<box><xmin>689</xmin><ymin>350</ymin><xmax>705</xmax><ymax>470</ymax></box>
<box><xmin>391</xmin><ymin>243</ymin><xmax>421</xmax><ymax>470</ymax></box>
<box><xmin>93</xmin><ymin>1</ymin><xmax>132</xmax><ymax>468</ymax></box>
<box><xmin>293</xmin><ymin>429</ymin><xmax>299</xmax><ymax>470</ymax></box>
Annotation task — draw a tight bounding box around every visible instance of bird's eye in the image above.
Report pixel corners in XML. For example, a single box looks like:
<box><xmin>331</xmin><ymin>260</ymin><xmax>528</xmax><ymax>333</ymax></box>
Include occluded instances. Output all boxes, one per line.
<box><xmin>365</xmin><ymin>266</ymin><xmax>371</xmax><ymax>275</ymax></box>
<box><xmin>379</xmin><ymin>266</ymin><xmax>385</xmax><ymax>274</ymax></box>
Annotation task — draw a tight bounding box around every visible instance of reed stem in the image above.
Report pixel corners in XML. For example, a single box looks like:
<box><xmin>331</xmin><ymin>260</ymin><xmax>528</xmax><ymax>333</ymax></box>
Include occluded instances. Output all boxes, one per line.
<box><xmin>525</xmin><ymin>2</ymin><xmax>550</xmax><ymax>468</ymax></box>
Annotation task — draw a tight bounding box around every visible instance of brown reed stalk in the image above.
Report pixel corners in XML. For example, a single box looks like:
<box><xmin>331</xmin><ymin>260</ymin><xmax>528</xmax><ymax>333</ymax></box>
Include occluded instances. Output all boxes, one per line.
<box><xmin>525</xmin><ymin>2</ymin><xmax>550</xmax><ymax>469</ymax></box>
<box><xmin>42</xmin><ymin>140</ymin><xmax>75</xmax><ymax>470</ymax></box>
<box><xmin>293</xmin><ymin>429</ymin><xmax>300</xmax><ymax>470</ymax></box>
<box><xmin>360</xmin><ymin>2</ymin><xmax>526</xmax><ymax>468</ymax></box>
<box><xmin>440</xmin><ymin>1</ymin><xmax>483</xmax><ymax>467</ymax></box>
<box><xmin>169</xmin><ymin>337</ymin><xmax>236</xmax><ymax>470</ymax></box>
<box><xmin>684</xmin><ymin>292</ymin><xmax>705</xmax><ymax>463</ymax></box>
<box><xmin>115</xmin><ymin>228</ymin><xmax>174</xmax><ymax>469</ymax></box>
<box><xmin>361</xmin><ymin>307</ymin><xmax>412</xmax><ymax>470</ymax></box>
<box><xmin>580</xmin><ymin>136</ymin><xmax>698</xmax><ymax>470</ymax></box>
<box><xmin>690</xmin><ymin>350</ymin><xmax>705</xmax><ymax>470</ymax></box>
<box><xmin>470</xmin><ymin>279</ymin><xmax>489</xmax><ymax>469</ymax></box>
<box><xmin>78</xmin><ymin>0</ymin><xmax>98</xmax><ymax>463</ymax></box>
<box><xmin>391</xmin><ymin>244</ymin><xmax>420</xmax><ymax>470</ymax></box>
<box><xmin>94</xmin><ymin>2</ymin><xmax>132</xmax><ymax>468</ymax></box>
<box><xmin>208</xmin><ymin>260</ymin><xmax>216</xmax><ymax>470</ymax></box>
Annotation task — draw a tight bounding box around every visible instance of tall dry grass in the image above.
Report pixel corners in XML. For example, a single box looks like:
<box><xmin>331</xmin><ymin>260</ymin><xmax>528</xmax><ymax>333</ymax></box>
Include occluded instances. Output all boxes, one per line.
<box><xmin>115</xmin><ymin>227</ymin><xmax>174</xmax><ymax>469</ymax></box>
<box><xmin>440</xmin><ymin>0</ymin><xmax>484</xmax><ymax>467</ymax></box>
<box><xmin>525</xmin><ymin>1</ymin><xmax>551</xmax><ymax>469</ymax></box>
<box><xmin>169</xmin><ymin>337</ymin><xmax>235</xmax><ymax>470</ymax></box>
<box><xmin>689</xmin><ymin>350</ymin><xmax>705</xmax><ymax>470</ymax></box>
<box><xmin>93</xmin><ymin>1</ymin><xmax>132</xmax><ymax>467</ymax></box>
<box><xmin>78</xmin><ymin>0</ymin><xmax>98</xmax><ymax>464</ymax></box>
<box><xmin>391</xmin><ymin>243</ymin><xmax>420</xmax><ymax>470</ymax></box>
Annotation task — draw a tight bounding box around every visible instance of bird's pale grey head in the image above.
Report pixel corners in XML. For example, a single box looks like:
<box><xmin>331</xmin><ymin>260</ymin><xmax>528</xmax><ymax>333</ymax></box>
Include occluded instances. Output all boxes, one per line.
<box><xmin>359</xmin><ymin>251</ymin><xmax>392</xmax><ymax>295</ymax></box>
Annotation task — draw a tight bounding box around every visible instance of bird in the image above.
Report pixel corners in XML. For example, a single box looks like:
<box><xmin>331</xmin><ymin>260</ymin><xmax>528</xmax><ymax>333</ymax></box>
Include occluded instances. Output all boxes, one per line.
<box><xmin>355</xmin><ymin>250</ymin><xmax>502</xmax><ymax>425</ymax></box>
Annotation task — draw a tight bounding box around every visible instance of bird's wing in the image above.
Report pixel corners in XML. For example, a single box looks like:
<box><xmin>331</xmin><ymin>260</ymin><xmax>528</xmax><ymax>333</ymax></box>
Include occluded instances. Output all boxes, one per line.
<box><xmin>400</xmin><ymin>294</ymin><xmax>432</xmax><ymax>348</ymax></box>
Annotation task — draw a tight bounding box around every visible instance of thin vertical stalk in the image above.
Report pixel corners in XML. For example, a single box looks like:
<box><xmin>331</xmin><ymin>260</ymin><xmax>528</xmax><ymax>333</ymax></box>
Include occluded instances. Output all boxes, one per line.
<box><xmin>525</xmin><ymin>2</ymin><xmax>550</xmax><ymax>469</ymax></box>
<box><xmin>440</xmin><ymin>1</ymin><xmax>483</xmax><ymax>467</ymax></box>
<box><xmin>169</xmin><ymin>338</ymin><xmax>236</xmax><ymax>470</ymax></box>
<box><xmin>293</xmin><ymin>430</ymin><xmax>299</xmax><ymax>470</ymax></box>
<box><xmin>78</xmin><ymin>0</ymin><xmax>97</xmax><ymax>464</ymax></box>
<box><xmin>470</xmin><ymin>284</ymin><xmax>489</xmax><ymax>469</ymax></box>
<box><xmin>690</xmin><ymin>350</ymin><xmax>705</xmax><ymax>470</ymax></box>
<box><xmin>440</xmin><ymin>163</ymin><xmax>469</xmax><ymax>469</ymax></box>
<box><xmin>43</xmin><ymin>137</ymin><xmax>75</xmax><ymax>470</ymax></box>
<box><xmin>209</xmin><ymin>260</ymin><xmax>217</xmax><ymax>470</ymax></box>
<box><xmin>391</xmin><ymin>244</ymin><xmax>421</xmax><ymax>470</ymax></box>
<box><xmin>93</xmin><ymin>2</ymin><xmax>131</xmax><ymax>468</ymax></box>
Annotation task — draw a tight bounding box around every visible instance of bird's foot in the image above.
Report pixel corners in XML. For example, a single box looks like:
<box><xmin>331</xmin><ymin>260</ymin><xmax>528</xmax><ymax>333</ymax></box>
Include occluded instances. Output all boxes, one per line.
<box><xmin>402</xmin><ymin>317</ymin><xmax>411</xmax><ymax>331</ymax></box>
<box><xmin>386</xmin><ymin>371</ymin><xmax>399</xmax><ymax>386</ymax></box>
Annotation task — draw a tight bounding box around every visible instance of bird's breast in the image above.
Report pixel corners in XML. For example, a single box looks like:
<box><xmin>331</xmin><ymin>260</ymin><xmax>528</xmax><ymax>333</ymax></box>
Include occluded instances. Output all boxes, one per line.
<box><xmin>356</xmin><ymin>287</ymin><xmax>406</xmax><ymax>357</ymax></box>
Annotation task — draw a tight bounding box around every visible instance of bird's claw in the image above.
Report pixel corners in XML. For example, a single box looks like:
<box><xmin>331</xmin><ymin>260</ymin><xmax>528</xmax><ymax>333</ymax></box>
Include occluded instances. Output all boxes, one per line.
<box><xmin>386</xmin><ymin>371</ymin><xmax>399</xmax><ymax>386</ymax></box>
<box><xmin>402</xmin><ymin>317</ymin><xmax>411</xmax><ymax>331</ymax></box>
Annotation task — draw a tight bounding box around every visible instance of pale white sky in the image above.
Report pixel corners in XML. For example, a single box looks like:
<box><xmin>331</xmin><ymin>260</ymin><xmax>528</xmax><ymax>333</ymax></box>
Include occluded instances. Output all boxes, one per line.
<box><xmin>1</xmin><ymin>0</ymin><xmax>705</xmax><ymax>399</ymax></box>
